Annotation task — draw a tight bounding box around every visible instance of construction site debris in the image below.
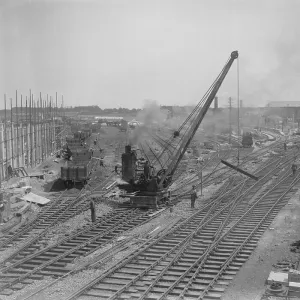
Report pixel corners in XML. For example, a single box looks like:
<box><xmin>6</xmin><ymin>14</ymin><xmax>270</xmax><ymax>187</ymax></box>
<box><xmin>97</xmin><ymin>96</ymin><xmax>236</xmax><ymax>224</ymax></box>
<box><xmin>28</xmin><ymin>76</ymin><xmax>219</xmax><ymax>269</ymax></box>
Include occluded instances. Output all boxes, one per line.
<box><xmin>267</xmin><ymin>271</ymin><xmax>289</xmax><ymax>286</ymax></box>
<box><xmin>20</xmin><ymin>192</ymin><xmax>51</xmax><ymax>205</ymax></box>
<box><xmin>290</xmin><ymin>240</ymin><xmax>300</xmax><ymax>252</ymax></box>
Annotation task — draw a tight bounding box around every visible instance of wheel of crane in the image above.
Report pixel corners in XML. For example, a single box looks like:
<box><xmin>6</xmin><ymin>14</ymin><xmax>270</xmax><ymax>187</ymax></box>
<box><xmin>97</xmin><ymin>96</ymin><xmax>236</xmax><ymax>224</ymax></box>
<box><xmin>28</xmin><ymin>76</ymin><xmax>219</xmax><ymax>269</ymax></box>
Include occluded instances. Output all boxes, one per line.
<box><xmin>157</xmin><ymin>169</ymin><xmax>166</xmax><ymax>177</ymax></box>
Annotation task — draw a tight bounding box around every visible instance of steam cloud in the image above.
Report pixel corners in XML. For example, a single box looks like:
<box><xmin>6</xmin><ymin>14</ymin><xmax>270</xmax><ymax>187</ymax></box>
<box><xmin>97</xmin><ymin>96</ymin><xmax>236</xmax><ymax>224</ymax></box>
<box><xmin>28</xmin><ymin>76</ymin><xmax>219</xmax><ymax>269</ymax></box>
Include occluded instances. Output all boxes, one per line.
<box><xmin>129</xmin><ymin>99</ymin><xmax>166</xmax><ymax>145</ymax></box>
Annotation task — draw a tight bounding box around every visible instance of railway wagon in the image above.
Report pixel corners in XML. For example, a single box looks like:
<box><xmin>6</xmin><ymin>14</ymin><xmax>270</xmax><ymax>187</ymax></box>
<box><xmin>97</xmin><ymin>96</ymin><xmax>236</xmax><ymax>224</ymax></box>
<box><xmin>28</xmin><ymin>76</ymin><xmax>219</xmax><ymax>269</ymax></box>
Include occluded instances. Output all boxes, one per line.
<box><xmin>82</xmin><ymin>128</ymin><xmax>92</xmax><ymax>138</ymax></box>
<box><xmin>119</xmin><ymin>119</ymin><xmax>128</xmax><ymax>132</ymax></box>
<box><xmin>203</xmin><ymin>141</ymin><xmax>214</xmax><ymax>150</ymax></box>
<box><xmin>61</xmin><ymin>149</ymin><xmax>93</xmax><ymax>186</ymax></box>
<box><xmin>91</xmin><ymin>123</ymin><xmax>100</xmax><ymax>133</ymax></box>
<box><xmin>66</xmin><ymin>136</ymin><xmax>83</xmax><ymax>150</ymax></box>
<box><xmin>242</xmin><ymin>132</ymin><xmax>253</xmax><ymax>147</ymax></box>
<box><xmin>72</xmin><ymin>149</ymin><xmax>93</xmax><ymax>162</ymax></box>
<box><xmin>61</xmin><ymin>161</ymin><xmax>93</xmax><ymax>187</ymax></box>
<box><xmin>74</xmin><ymin>131</ymin><xmax>85</xmax><ymax>140</ymax></box>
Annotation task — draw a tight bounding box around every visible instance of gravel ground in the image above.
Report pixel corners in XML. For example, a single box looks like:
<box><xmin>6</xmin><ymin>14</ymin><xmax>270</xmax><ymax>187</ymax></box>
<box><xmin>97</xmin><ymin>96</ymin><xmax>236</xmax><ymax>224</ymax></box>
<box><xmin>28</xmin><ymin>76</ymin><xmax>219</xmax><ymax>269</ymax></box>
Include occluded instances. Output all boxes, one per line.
<box><xmin>41</xmin><ymin>202</ymin><xmax>113</xmax><ymax>248</ymax></box>
<box><xmin>0</xmin><ymin>227</ymin><xmax>43</xmax><ymax>264</ymax></box>
<box><xmin>221</xmin><ymin>186</ymin><xmax>300</xmax><ymax>300</ymax></box>
<box><xmin>8</xmin><ymin>242</ymin><xmax>142</xmax><ymax>300</ymax></box>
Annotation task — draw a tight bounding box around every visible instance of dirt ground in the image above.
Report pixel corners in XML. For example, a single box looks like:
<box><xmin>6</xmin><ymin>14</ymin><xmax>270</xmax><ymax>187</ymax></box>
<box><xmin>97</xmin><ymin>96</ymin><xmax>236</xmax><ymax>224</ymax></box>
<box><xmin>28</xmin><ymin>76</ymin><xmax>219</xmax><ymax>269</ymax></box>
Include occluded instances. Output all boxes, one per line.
<box><xmin>221</xmin><ymin>184</ymin><xmax>300</xmax><ymax>300</ymax></box>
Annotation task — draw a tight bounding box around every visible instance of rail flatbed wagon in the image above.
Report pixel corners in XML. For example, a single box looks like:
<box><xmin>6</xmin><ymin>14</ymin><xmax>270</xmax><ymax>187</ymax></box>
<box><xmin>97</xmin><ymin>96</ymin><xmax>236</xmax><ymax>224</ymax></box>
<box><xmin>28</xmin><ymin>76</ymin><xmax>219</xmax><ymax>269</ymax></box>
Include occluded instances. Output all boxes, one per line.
<box><xmin>61</xmin><ymin>148</ymin><xmax>93</xmax><ymax>187</ymax></box>
<box><xmin>66</xmin><ymin>137</ymin><xmax>83</xmax><ymax>150</ymax></box>
<box><xmin>242</xmin><ymin>132</ymin><xmax>254</xmax><ymax>148</ymax></box>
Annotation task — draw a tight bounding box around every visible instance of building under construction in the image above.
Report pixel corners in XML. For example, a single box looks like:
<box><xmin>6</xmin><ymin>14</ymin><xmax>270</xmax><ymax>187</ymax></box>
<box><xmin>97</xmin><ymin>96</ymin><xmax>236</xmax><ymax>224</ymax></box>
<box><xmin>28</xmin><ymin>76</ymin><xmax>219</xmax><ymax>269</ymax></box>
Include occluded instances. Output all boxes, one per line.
<box><xmin>0</xmin><ymin>91</ymin><xmax>67</xmax><ymax>181</ymax></box>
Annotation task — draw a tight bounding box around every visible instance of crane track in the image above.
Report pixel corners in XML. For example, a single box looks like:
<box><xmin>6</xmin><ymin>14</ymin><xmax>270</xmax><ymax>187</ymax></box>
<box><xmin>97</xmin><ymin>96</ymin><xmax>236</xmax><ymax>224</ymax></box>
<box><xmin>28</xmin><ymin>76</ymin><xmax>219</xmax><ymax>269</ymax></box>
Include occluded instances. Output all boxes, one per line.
<box><xmin>64</xmin><ymin>152</ymin><xmax>299</xmax><ymax>300</ymax></box>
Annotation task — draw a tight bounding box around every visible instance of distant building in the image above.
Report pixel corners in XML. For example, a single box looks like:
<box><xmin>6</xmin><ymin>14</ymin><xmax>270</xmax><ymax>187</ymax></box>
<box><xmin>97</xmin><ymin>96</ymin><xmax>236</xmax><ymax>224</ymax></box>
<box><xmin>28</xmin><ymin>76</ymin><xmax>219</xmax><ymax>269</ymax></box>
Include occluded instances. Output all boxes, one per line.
<box><xmin>74</xmin><ymin>106</ymin><xmax>101</xmax><ymax>112</ymax></box>
<box><xmin>94</xmin><ymin>116</ymin><xmax>123</xmax><ymax>121</ymax></box>
<box><xmin>267</xmin><ymin>101</ymin><xmax>300</xmax><ymax>107</ymax></box>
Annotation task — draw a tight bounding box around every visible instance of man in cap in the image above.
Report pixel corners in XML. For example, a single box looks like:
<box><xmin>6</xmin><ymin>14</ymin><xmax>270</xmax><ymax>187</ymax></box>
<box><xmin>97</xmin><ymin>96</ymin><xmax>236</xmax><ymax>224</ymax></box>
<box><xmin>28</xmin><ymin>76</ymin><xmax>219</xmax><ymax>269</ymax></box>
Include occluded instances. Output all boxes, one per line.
<box><xmin>144</xmin><ymin>161</ymin><xmax>150</xmax><ymax>180</ymax></box>
<box><xmin>292</xmin><ymin>162</ymin><xmax>297</xmax><ymax>177</ymax></box>
<box><xmin>191</xmin><ymin>185</ymin><xmax>198</xmax><ymax>209</ymax></box>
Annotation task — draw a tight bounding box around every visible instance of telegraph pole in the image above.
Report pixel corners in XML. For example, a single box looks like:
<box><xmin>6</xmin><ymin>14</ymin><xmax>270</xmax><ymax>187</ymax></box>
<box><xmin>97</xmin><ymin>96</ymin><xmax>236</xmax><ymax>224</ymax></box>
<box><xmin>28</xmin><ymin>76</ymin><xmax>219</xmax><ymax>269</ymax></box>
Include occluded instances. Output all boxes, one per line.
<box><xmin>228</xmin><ymin>97</ymin><xmax>233</xmax><ymax>144</ymax></box>
<box><xmin>237</xmin><ymin>98</ymin><xmax>240</xmax><ymax>165</ymax></box>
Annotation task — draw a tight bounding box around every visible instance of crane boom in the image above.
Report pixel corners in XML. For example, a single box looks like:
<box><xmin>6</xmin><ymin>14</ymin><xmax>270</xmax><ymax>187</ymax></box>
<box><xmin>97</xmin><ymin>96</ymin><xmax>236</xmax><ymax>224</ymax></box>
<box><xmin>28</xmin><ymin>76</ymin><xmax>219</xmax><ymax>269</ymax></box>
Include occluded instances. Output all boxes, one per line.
<box><xmin>158</xmin><ymin>51</ymin><xmax>239</xmax><ymax>188</ymax></box>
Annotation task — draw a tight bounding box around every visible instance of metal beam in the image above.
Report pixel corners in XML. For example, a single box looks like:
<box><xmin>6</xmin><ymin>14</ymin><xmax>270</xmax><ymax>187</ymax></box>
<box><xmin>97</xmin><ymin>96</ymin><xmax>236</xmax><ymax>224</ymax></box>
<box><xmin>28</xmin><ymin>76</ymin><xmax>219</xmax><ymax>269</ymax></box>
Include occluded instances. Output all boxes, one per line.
<box><xmin>221</xmin><ymin>159</ymin><xmax>258</xmax><ymax>181</ymax></box>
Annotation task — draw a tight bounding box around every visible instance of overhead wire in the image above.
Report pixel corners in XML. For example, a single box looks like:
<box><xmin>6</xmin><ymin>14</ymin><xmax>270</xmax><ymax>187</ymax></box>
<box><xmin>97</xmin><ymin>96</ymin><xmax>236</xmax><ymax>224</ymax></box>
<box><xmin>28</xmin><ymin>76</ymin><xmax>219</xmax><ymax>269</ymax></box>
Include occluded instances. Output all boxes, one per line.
<box><xmin>158</xmin><ymin>56</ymin><xmax>233</xmax><ymax>172</ymax></box>
<box><xmin>237</xmin><ymin>56</ymin><xmax>240</xmax><ymax>165</ymax></box>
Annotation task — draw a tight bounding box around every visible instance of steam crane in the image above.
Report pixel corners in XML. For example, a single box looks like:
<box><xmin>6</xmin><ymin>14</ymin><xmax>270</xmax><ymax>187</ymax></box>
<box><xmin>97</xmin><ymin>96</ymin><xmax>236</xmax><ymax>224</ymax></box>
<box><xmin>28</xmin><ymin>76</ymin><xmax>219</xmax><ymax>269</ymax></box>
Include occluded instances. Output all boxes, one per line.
<box><xmin>119</xmin><ymin>51</ymin><xmax>239</xmax><ymax>208</ymax></box>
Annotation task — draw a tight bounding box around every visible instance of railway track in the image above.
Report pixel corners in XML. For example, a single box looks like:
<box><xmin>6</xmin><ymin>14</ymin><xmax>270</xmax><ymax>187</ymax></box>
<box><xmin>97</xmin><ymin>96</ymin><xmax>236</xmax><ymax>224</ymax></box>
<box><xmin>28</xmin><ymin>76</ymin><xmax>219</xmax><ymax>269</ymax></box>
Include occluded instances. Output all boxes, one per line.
<box><xmin>173</xmin><ymin>148</ymin><xmax>295</xmax><ymax>204</ymax></box>
<box><xmin>65</xmin><ymin>152</ymin><xmax>300</xmax><ymax>300</ymax></box>
<box><xmin>0</xmin><ymin>130</ymin><xmax>295</xmax><ymax>297</ymax></box>
<box><xmin>172</xmin><ymin>137</ymin><xmax>295</xmax><ymax>195</ymax></box>
<box><xmin>0</xmin><ymin>153</ymin><xmax>251</xmax><ymax>297</ymax></box>
<box><xmin>0</xmin><ymin>206</ymin><xmax>166</xmax><ymax>296</ymax></box>
<box><xmin>0</xmin><ymin>158</ymin><xmax>117</xmax><ymax>253</ymax></box>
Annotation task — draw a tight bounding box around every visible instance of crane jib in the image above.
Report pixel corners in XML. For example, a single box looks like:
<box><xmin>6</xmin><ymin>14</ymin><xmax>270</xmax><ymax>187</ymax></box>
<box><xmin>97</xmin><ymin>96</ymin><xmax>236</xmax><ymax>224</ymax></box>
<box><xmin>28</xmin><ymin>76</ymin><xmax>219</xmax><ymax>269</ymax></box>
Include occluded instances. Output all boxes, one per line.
<box><xmin>158</xmin><ymin>51</ymin><xmax>239</xmax><ymax>188</ymax></box>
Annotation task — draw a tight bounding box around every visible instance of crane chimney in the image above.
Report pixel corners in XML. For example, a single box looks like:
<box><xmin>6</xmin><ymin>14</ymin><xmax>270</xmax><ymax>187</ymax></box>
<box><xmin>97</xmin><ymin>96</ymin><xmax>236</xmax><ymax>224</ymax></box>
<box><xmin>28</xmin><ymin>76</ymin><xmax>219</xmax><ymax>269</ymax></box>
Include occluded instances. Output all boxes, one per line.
<box><xmin>214</xmin><ymin>97</ymin><xmax>218</xmax><ymax>109</ymax></box>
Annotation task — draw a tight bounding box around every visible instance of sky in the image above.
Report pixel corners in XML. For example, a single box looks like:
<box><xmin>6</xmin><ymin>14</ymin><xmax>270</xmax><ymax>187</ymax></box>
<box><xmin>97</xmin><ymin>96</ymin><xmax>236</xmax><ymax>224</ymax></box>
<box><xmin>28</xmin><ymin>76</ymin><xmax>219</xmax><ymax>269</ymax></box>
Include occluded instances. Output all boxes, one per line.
<box><xmin>0</xmin><ymin>0</ymin><xmax>299</xmax><ymax>109</ymax></box>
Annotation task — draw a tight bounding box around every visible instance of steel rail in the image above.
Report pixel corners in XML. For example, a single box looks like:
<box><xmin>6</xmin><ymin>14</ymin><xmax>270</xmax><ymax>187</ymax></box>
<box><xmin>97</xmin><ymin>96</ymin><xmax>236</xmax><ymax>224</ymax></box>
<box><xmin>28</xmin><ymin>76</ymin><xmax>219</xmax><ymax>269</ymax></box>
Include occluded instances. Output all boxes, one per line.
<box><xmin>0</xmin><ymin>159</ymin><xmax>118</xmax><ymax>264</ymax></box>
<box><xmin>65</xmin><ymin>152</ymin><xmax>292</xmax><ymax>300</ymax></box>
<box><xmin>0</xmin><ymin>209</ymin><xmax>148</xmax><ymax>292</ymax></box>
<box><xmin>155</xmin><ymin>167</ymin><xmax>293</xmax><ymax>300</ymax></box>
<box><xmin>0</xmin><ymin>208</ymin><xmax>138</xmax><ymax>272</ymax></box>
<box><xmin>106</xmin><ymin>159</ymin><xmax>292</xmax><ymax>300</ymax></box>
<box><xmin>193</xmin><ymin>169</ymin><xmax>299</xmax><ymax>300</ymax></box>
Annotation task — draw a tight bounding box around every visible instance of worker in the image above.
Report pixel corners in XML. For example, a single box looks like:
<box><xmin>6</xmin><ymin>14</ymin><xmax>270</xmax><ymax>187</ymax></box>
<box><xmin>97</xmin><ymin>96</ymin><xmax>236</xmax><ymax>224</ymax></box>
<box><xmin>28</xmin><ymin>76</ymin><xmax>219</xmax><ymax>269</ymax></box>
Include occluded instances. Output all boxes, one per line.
<box><xmin>65</xmin><ymin>147</ymin><xmax>72</xmax><ymax>160</ymax></box>
<box><xmin>94</xmin><ymin>140</ymin><xmax>97</xmax><ymax>146</ymax></box>
<box><xmin>7</xmin><ymin>165</ymin><xmax>13</xmax><ymax>179</ymax></box>
<box><xmin>149</xmin><ymin>165</ymin><xmax>155</xmax><ymax>178</ymax></box>
<box><xmin>0</xmin><ymin>200</ymin><xmax>5</xmax><ymax>225</ymax></box>
<box><xmin>144</xmin><ymin>161</ymin><xmax>150</xmax><ymax>180</ymax></box>
<box><xmin>147</xmin><ymin>176</ymin><xmax>159</xmax><ymax>192</ymax></box>
<box><xmin>114</xmin><ymin>165</ymin><xmax>118</xmax><ymax>174</ymax></box>
<box><xmin>90</xmin><ymin>200</ymin><xmax>96</xmax><ymax>223</ymax></box>
<box><xmin>166</xmin><ymin>190</ymin><xmax>171</xmax><ymax>206</ymax></box>
<box><xmin>284</xmin><ymin>142</ymin><xmax>287</xmax><ymax>151</ymax></box>
<box><xmin>100</xmin><ymin>158</ymin><xmax>104</xmax><ymax>167</ymax></box>
<box><xmin>292</xmin><ymin>163</ymin><xmax>297</xmax><ymax>176</ymax></box>
<box><xmin>191</xmin><ymin>185</ymin><xmax>198</xmax><ymax>209</ymax></box>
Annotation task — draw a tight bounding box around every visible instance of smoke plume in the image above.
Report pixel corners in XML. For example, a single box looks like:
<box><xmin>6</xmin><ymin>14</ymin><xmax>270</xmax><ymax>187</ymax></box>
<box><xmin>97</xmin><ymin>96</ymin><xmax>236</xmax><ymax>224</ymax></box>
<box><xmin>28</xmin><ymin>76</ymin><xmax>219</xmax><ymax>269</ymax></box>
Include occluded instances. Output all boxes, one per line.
<box><xmin>129</xmin><ymin>99</ymin><xmax>166</xmax><ymax>145</ymax></box>
<box><xmin>136</xmin><ymin>99</ymin><xmax>166</xmax><ymax>125</ymax></box>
